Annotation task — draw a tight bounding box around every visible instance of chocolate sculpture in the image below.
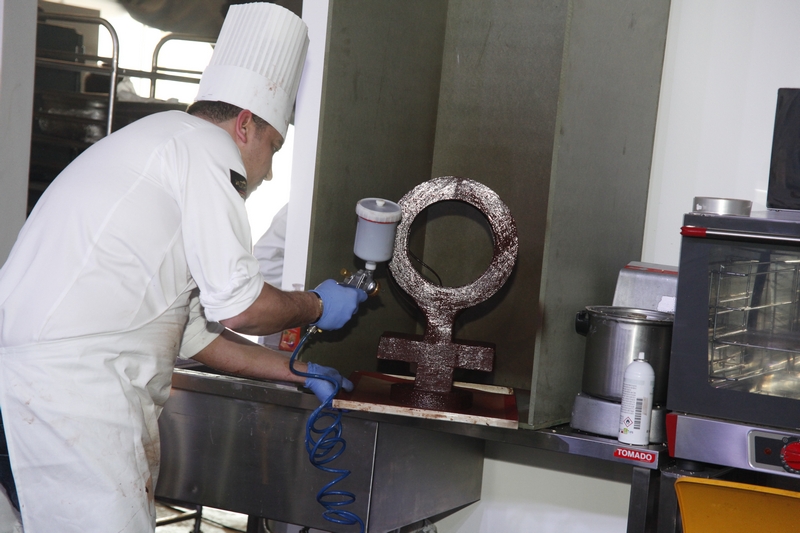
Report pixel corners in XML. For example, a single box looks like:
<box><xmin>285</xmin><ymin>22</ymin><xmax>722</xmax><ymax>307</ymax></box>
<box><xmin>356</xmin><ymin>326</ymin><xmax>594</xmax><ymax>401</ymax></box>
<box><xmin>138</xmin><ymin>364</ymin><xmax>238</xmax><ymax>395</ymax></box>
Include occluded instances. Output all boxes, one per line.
<box><xmin>377</xmin><ymin>177</ymin><xmax>518</xmax><ymax>411</ymax></box>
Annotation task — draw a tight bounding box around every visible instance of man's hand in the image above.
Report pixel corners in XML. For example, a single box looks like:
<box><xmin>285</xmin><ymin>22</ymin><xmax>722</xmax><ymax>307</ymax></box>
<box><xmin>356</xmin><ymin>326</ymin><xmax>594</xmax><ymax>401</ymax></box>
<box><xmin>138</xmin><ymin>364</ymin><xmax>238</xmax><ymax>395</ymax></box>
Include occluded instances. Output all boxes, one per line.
<box><xmin>310</xmin><ymin>279</ymin><xmax>368</xmax><ymax>331</ymax></box>
<box><xmin>304</xmin><ymin>362</ymin><xmax>354</xmax><ymax>403</ymax></box>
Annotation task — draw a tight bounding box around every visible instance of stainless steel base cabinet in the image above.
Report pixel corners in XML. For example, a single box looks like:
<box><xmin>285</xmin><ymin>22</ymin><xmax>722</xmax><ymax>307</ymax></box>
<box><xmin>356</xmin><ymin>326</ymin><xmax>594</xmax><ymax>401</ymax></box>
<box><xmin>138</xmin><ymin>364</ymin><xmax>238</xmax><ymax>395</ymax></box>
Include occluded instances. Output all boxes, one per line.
<box><xmin>155</xmin><ymin>370</ymin><xmax>484</xmax><ymax>532</ymax></box>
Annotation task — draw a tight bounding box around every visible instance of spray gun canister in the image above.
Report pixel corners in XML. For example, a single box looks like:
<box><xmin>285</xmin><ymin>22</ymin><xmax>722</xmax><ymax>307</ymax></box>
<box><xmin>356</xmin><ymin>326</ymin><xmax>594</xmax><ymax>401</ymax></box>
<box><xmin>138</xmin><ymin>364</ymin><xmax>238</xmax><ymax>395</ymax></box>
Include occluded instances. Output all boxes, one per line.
<box><xmin>353</xmin><ymin>198</ymin><xmax>402</xmax><ymax>269</ymax></box>
<box><xmin>341</xmin><ymin>198</ymin><xmax>402</xmax><ymax>296</ymax></box>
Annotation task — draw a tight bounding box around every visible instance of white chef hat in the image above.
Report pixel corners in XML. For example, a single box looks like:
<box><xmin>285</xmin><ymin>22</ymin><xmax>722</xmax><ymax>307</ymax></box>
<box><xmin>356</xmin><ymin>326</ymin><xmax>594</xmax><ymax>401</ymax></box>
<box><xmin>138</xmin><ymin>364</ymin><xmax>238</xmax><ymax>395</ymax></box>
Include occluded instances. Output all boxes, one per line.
<box><xmin>194</xmin><ymin>2</ymin><xmax>309</xmax><ymax>138</ymax></box>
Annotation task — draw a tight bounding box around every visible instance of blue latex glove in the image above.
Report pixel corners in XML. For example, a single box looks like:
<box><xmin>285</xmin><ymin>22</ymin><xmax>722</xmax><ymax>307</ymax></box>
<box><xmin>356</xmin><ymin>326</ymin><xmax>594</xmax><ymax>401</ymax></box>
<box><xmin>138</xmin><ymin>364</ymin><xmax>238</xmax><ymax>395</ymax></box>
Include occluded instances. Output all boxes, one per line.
<box><xmin>310</xmin><ymin>279</ymin><xmax>368</xmax><ymax>331</ymax></box>
<box><xmin>304</xmin><ymin>362</ymin><xmax>354</xmax><ymax>403</ymax></box>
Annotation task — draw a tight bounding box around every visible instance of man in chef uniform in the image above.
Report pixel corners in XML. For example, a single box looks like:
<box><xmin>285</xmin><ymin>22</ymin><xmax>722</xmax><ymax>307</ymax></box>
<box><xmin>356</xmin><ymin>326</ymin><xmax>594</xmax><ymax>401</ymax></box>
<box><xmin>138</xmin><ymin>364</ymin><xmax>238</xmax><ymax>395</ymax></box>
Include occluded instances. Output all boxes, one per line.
<box><xmin>0</xmin><ymin>3</ymin><xmax>363</xmax><ymax>532</ymax></box>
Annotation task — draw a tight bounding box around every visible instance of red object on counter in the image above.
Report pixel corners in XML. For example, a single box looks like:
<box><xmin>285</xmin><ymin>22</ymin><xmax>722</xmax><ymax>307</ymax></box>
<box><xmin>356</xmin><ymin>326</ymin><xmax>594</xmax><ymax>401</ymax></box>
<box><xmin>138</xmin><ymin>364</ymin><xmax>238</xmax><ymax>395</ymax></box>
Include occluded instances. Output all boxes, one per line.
<box><xmin>623</xmin><ymin>264</ymin><xmax>679</xmax><ymax>275</ymax></box>
<box><xmin>681</xmin><ymin>226</ymin><xmax>707</xmax><ymax>237</ymax></box>
<box><xmin>666</xmin><ymin>412</ymin><xmax>678</xmax><ymax>457</ymax></box>
<box><xmin>279</xmin><ymin>327</ymin><xmax>301</xmax><ymax>351</ymax></box>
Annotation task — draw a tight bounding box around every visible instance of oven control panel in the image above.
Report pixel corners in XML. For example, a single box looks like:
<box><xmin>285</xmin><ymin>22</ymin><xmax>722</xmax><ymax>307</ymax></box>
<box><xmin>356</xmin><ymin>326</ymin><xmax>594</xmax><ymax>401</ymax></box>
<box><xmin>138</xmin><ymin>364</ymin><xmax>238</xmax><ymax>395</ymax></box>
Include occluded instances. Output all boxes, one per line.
<box><xmin>749</xmin><ymin>429</ymin><xmax>800</xmax><ymax>476</ymax></box>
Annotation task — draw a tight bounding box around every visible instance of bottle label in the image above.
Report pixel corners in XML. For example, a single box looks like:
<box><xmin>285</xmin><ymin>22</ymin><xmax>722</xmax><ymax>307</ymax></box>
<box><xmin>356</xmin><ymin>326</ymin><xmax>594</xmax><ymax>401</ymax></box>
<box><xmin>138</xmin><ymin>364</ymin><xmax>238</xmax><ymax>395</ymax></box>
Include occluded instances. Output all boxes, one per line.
<box><xmin>618</xmin><ymin>377</ymin><xmax>654</xmax><ymax>445</ymax></box>
<box><xmin>633</xmin><ymin>396</ymin><xmax>649</xmax><ymax>430</ymax></box>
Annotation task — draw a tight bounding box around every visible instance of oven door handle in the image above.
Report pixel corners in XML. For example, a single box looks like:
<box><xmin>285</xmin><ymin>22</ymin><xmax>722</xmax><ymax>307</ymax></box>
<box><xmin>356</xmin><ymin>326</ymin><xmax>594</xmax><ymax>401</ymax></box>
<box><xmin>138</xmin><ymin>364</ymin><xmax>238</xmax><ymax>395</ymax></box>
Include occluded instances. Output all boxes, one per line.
<box><xmin>682</xmin><ymin>226</ymin><xmax>800</xmax><ymax>244</ymax></box>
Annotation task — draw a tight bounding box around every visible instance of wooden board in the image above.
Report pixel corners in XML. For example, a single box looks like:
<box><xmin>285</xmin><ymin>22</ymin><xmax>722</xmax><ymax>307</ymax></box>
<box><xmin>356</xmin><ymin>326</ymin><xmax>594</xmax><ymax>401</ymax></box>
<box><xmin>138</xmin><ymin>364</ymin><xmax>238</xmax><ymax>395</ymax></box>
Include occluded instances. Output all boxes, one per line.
<box><xmin>333</xmin><ymin>371</ymin><xmax>518</xmax><ymax>429</ymax></box>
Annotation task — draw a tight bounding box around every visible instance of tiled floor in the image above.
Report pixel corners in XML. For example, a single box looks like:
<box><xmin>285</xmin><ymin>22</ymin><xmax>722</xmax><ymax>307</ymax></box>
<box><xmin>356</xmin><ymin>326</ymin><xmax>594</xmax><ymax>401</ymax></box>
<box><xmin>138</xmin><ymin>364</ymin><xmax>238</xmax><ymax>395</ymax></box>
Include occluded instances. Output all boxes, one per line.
<box><xmin>155</xmin><ymin>502</ymin><xmax>249</xmax><ymax>533</ymax></box>
<box><xmin>155</xmin><ymin>501</ymin><xmax>432</xmax><ymax>533</ymax></box>
<box><xmin>154</xmin><ymin>502</ymin><xmax>335</xmax><ymax>533</ymax></box>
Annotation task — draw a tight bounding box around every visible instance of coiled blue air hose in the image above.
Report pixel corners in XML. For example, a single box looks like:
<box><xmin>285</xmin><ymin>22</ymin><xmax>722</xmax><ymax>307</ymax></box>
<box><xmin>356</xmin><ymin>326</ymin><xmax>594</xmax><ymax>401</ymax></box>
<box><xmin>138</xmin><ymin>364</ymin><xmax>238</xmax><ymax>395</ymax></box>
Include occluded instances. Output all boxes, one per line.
<box><xmin>289</xmin><ymin>326</ymin><xmax>365</xmax><ymax>532</ymax></box>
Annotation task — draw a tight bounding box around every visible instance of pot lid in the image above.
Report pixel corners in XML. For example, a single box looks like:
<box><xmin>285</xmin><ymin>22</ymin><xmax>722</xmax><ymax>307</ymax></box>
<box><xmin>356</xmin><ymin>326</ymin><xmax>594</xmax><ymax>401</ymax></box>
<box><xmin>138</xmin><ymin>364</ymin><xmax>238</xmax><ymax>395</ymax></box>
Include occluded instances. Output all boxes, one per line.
<box><xmin>585</xmin><ymin>305</ymin><xmax>674</xmax><ymax>324</ymax></box>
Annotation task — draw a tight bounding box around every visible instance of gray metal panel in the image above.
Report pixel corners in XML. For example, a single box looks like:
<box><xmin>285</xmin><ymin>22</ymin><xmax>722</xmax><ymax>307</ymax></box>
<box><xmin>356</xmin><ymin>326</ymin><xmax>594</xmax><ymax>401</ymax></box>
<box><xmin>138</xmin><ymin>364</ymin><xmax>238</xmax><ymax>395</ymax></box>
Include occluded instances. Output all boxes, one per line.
<box><xmin>531</xmin><ymin>0</ymin><xmax>671</xmax><ymax>428</ymax></box>
<box><xmin>427</xmin><ymin>0</ymin><xmax>569</xmax><ymax>390</ymax></box>
<box><xmin>302</xmin><ymin>0</ymin><xmax>449</xmax><ymax>379</ymax></box>
<box><xmin>627</xmin><ymin>466</ymin><xmax>659</xmax><ymax>533</ymax></box>
<box><xmin>369</xmin><ymin>423</ymin><xmax>484</xmax><ymax>532</ymax></box>
<box><xmin>671</xmin><ymin>415</ymin><xmax>762</xmax><ymax>472</ymax></box>
<box><xmin>0</xmin><ymin>0</ymin><xmax>37</xmax><ymax>263</ymax></box>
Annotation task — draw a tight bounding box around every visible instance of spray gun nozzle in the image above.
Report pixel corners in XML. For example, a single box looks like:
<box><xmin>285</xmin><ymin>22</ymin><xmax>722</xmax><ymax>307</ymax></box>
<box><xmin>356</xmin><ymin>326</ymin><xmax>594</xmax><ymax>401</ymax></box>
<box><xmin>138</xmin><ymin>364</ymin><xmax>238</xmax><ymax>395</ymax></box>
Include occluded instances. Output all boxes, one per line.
<box><xmin>341</xmin><ymin>268</ymin><xmax>379</xmax><ymax>296</ymax></box>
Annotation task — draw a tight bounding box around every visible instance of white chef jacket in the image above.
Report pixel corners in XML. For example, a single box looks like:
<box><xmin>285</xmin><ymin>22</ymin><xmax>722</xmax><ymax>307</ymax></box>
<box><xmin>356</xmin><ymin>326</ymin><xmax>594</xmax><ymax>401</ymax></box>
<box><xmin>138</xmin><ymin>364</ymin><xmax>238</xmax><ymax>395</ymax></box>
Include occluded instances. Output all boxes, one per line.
<box><xmin>253</xmin><ymin>204</ymin><xmax>288</xmax><ymax>349</ymax></box>
<box><xmin>253</xmin><ymin>203</ymin><xmax>288</xmax><ymax>289</ymax></box>
<box><xmin>0</xmin><ymin>111</ymin><xmax>264</xmax><ymax>532</ymax></box>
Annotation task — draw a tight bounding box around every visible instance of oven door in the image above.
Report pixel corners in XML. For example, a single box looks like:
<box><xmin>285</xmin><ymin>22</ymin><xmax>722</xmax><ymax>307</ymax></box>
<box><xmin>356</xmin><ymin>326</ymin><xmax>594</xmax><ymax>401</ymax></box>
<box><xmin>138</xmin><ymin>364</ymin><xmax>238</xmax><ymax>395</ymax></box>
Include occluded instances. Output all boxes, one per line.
<box><xmin>668</xmin><ymin>228</ymin><xmax>800</xmax><ymax>431</ymax></box>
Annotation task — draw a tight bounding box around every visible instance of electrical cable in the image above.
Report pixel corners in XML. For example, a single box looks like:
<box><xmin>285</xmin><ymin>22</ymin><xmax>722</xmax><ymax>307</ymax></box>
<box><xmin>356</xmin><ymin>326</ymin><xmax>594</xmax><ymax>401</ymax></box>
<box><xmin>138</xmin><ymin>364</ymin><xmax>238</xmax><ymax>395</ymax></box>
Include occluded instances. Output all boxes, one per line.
<box><xmin>407</xmin><ymin>249</ymin><xmax>443</xmax><ymax>286</ymax></box>
<box><xmin>288</xmin><ymin>326</ymin><xmax>365</xmax><ymax>533</ymax></box>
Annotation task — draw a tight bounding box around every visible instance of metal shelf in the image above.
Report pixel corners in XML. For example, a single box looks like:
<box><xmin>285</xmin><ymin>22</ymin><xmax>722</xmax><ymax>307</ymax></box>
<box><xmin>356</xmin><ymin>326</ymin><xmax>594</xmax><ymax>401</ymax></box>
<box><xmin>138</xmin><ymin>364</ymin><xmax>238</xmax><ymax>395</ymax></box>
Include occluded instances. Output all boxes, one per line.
<box><xmin>170</xmin><ymin>368</ymin><xmax>669</xmax><ymax>470</ymax></box>
<box><xmin>29</xmin><ymin>14</ymin><xmax>211</xmax><ymax>215</ymax></box>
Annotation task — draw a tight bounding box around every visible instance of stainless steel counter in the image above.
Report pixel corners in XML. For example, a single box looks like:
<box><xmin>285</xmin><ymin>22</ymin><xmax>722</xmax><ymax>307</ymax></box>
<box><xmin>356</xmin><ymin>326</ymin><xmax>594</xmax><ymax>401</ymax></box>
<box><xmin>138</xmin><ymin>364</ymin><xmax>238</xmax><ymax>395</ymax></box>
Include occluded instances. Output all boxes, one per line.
<box><xmin>156</xmin><ymin>368</ymin><xmax>667</xmax><ymax>532</ymax></box>
<box><xmin>156</xmin><ymin>369</ymin><xmax>484</xmax><ymax>533</ymax></box>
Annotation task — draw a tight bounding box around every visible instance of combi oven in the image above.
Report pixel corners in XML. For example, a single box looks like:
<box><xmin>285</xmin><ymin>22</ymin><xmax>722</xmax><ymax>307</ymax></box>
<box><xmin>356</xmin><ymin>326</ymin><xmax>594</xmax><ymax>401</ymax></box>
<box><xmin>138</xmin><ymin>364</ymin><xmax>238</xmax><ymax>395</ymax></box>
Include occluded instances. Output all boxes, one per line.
<box><xmin>667</xmin><ymin>209</ymin><xmax>800</xmax><ymax>477</ymax></box>
<box><xmin>666</xmin><ymin>87</ymin><xmax>800</xmax><ymax>486</ymax></box>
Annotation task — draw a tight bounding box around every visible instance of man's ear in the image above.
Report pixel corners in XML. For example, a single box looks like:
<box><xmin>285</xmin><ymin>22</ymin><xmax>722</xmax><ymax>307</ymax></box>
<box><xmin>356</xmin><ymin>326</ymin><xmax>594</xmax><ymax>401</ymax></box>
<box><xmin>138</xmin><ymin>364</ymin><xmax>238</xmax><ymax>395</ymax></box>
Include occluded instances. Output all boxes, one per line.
<box><xmin>234</xmin><ymin>110</ymin><xmax>254</xmax><ymax>145</ymax></box>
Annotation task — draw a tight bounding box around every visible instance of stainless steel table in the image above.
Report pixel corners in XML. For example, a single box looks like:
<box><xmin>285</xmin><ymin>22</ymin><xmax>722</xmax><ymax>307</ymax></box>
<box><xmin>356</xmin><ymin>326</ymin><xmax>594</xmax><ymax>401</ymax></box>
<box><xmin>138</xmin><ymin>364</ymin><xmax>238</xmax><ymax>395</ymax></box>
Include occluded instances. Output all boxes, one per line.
<box><xmin>156</xmin><ymin>369</ymin><xmax>484</xmax><ymax>532</ymax></box>
<box><xmin>156</xmin><ymin>368</ymin><xmax>669</xmax><ymax>532</ymax></box>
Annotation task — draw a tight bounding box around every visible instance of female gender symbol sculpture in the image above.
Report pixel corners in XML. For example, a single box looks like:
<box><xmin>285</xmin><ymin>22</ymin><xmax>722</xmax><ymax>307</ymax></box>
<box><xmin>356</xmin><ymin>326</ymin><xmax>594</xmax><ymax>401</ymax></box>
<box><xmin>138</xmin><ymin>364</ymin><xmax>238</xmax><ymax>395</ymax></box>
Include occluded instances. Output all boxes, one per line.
<box><xmin>377</xmin><ymin>176</ymin><xmax>518</xmax><ymax>411</ymax></box>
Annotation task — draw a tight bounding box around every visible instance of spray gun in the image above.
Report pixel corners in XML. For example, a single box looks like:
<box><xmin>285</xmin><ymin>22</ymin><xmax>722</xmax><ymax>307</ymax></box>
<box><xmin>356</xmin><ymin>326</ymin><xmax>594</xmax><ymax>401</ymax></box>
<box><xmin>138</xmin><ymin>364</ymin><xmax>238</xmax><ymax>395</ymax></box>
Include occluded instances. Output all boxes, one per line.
<box><xmin>340</xmin><ymin>197</ymin><xmax>402</xmax><ymax>295</ymax></box>
<box><xmin>305</xmin><ymin>198</ymin><xmax>401</xmax><ymax>336</ymax></box>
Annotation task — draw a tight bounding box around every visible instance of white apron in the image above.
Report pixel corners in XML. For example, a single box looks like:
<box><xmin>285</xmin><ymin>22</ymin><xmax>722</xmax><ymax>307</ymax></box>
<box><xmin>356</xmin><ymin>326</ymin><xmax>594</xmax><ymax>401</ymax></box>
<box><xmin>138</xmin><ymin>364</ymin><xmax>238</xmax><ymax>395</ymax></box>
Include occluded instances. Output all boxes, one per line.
<box><xmin>0</xmin><ymin>300</ymin><xmax>186</xmax><ymax>533</ymax></box>
<box><xmin>0</xmin><ymin>111</ymin><xmax>262</xmax><ymax>532</ymax></box>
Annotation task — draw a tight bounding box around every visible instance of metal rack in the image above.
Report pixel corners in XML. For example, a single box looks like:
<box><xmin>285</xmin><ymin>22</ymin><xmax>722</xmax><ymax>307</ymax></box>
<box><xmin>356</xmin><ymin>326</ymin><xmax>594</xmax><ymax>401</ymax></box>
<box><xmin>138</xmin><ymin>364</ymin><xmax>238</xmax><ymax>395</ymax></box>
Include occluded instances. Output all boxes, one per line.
<box><xmin>708</xmin><ymin>257</ymin><xmax>800</xmax><ymax>396</ymax></box>
<box><xmin>147</xmin><ymin>33</ymin><xmax>214</xmax><ymax>99</ymax></box>
<box><xmin>36</xmin><ymin>12</ymin><xmax>120</xmax><ymax>135</ymax></box>
<box><xmin>29</xmin><ymin>14</ymin><xmax>209</xmax><ymax>214</ymax></box>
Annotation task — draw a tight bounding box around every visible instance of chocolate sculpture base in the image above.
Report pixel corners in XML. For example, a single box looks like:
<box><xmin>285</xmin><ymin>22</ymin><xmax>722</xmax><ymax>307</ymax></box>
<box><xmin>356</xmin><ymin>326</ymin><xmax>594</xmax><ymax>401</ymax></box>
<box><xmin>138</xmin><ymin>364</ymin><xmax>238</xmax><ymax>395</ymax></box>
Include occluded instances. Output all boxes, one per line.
<box><xmin>390</xmin><ymin>382</ymin><xmax>473</xmax><ymax>412</ymax></box>
<box><xmin>334</xmin><ymin>372</ymin><xmax>518</xmax><ymax>429</ymax></box>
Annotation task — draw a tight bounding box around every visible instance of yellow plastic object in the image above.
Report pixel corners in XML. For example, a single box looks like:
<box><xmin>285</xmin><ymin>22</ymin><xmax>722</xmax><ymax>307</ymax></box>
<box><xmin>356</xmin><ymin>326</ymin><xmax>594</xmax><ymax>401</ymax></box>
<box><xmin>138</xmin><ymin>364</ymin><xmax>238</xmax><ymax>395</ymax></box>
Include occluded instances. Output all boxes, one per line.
<box><xmin>675</xmin><ymin>477</ymin><xmax>800</xmax><ymax>532</ymax></box>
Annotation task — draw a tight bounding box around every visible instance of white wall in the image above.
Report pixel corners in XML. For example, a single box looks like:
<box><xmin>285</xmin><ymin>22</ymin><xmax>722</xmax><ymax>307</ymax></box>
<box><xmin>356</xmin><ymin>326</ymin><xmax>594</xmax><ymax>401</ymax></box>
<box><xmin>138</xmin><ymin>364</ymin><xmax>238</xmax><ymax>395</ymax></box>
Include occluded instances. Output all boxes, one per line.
<box><xmin>0</xmin><ymin>0</ymin><xmax>36</xmax><ymax>263</ymax></box>
<box><xmin>434</xmin><ymin>442</ymin><xmax>631</xmax><ymax>533</ymax></box>
<box><xmin>643</xmin><ymin>0</ymin><xmax>800</xmax><ymax>266</ymax></box>
<box><xmin>281</xmin><ymin>0</ymin><xmax>329</xmax><ymax>293</ymax></box>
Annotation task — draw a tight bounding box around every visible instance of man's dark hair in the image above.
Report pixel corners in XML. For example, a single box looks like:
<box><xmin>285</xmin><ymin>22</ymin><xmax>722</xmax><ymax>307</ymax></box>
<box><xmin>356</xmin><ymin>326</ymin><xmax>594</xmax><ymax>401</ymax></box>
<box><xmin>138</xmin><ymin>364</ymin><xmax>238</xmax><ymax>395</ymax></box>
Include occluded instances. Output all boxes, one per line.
<box><xmin>186</xmin><ymin>100</ymin><xmax>270</xmax><ymax>131</ymax></box>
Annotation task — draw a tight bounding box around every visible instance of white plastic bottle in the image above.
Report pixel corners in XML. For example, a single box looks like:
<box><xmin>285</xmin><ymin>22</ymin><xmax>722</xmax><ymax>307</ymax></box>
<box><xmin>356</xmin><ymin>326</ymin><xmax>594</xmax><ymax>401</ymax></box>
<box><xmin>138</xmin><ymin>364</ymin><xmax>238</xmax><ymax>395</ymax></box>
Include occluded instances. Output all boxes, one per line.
<box><xmin>618</xmin><ymin>351</ymin><xmax>655</xmax><ymax>446</ymax></box>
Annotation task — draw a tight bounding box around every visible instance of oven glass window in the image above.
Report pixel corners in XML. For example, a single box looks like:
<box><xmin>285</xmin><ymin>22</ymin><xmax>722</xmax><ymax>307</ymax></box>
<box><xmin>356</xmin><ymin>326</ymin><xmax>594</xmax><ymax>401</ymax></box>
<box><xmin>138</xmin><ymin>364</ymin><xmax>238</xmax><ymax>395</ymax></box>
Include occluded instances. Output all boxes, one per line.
<box><xmin>708</xmin><ymin>243</ymin><xmax>800</xmax><ymax>399</ymax></box>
